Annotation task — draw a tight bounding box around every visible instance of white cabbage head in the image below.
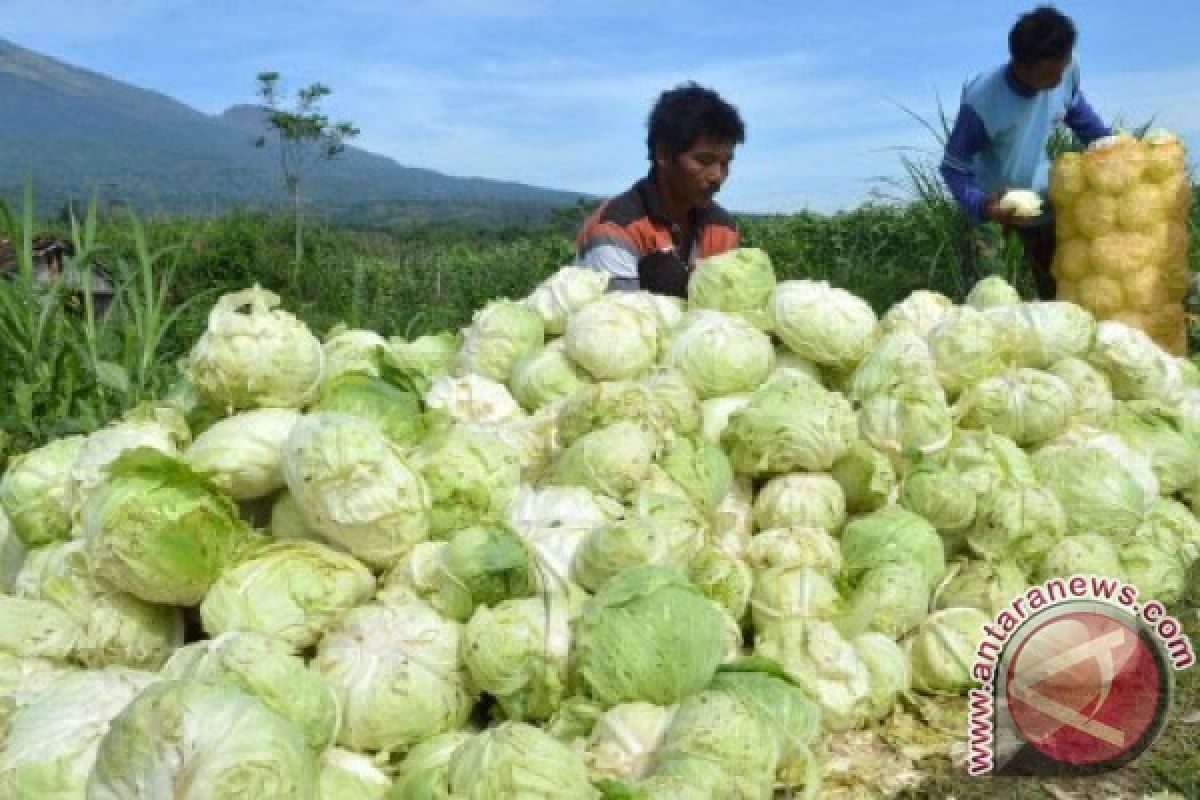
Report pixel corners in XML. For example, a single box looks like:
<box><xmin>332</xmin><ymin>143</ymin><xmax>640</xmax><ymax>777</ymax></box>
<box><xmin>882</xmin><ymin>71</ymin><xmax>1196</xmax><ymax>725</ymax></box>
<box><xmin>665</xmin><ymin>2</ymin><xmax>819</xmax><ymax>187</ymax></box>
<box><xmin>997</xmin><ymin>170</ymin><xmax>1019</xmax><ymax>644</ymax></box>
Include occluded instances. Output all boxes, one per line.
<box><xmin>321</xmin><ymin>328</ymin><xmax>387</xmax><ymax>382</ymax></box>
<box><xmin>524</xmin><ymin>266</ymin><xmax>611</xmax><ymax>335</ymax></box>
<box><xmin>769</xmin><ymin>280</ymin><xmax>878</xmax><ymax>369</ymax></box>
<box><xmin>582</xmin><ymin>702</ymin><xmax>676</xmax><ymax>783</ymax></box>
<box><xmin>878</xmin><ymin>290</ymin><xmax>953</xmax><ymax>338</ymax></box>
<box><xmin>184</xmin><ymin>408</ymin><xmax>301</xmax><ymax>500</ymax></box>
<box><xmin>184</xmin><ymin>285</ymin><xmax>324</xmax><ymax>412</ymax></box>
<box><xmin>425</xmin><ymin>373</ymin><xmax>524</xmax><ymax>426</ymax></box>
<box><xmin>312</xmin><ymin>595</ymin><xmax>476</xmax><ymax>753</ymax></box>
<box><xmin>755</xmin><ymin>617</ymin><xmax>871</xmax><ymax>732</ymax></box>
<box><xmin>993</xmin><ymin>189</ymin><xmax>1044</xmax><ymax>218</ymax></box>
<box><xmin>318</xmin><ymin>748</ymin><xmax>392</xmax><ymax>800</ymax></box>
<box><xmin>283</xmin><ymin>412</ymin><xmax>432</xmax><ymax>570</ymax></box>
<box><xmin>667</xmin><ymin>310</ymin><xmax>775</xmax><ymax>399</ymax></box>
<box><xmin>87</xmin><ymin>678</ymin><xmax>318</xmax><ymax>799</ymax></box>
<box><xmin>564</xmin><ymin>294</ymin><xmax>660</xmax><ymax>380</ymax></box>
<box><xmin>0</xmin><ymin>667</ymin><xmax>157</xmax><ymax>800</ymax></box>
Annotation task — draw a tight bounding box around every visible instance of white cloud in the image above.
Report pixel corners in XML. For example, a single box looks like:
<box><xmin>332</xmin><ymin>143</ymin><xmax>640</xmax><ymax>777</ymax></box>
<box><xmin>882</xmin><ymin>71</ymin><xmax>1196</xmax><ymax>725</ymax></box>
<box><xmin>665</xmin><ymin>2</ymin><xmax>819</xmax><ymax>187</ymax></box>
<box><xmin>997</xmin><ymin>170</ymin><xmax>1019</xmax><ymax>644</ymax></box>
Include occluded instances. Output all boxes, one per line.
<box><xmin>343</xmin><ymin>47</ymin><xmax>896</xmax><ymax>210</ymax></box>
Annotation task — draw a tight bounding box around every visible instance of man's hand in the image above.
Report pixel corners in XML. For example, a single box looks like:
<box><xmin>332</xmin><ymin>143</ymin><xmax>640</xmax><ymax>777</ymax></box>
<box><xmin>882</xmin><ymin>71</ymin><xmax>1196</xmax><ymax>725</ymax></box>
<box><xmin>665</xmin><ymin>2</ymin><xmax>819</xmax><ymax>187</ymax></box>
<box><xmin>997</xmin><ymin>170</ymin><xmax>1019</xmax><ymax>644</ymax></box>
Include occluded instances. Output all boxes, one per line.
<box><xmin>984</xmin><ymin>189</ymin><xmax>1020</xmax><ymax>227</ymax></box>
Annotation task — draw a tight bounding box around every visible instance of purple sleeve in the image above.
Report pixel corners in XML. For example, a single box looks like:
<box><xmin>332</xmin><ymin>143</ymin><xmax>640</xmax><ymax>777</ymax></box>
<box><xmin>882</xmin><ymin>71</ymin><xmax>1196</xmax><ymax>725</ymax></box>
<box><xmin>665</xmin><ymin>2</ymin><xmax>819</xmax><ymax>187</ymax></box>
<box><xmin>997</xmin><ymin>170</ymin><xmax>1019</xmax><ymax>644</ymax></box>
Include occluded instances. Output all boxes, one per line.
<box><xmin>939</xmin><ymin>103</ymin><xmax>991</xmax><ymax>224</ymax></box>
<box><xmin>1065</xmin><ymin>91</ymin><xmax>1111</xmax><ymax>145</ymax></box>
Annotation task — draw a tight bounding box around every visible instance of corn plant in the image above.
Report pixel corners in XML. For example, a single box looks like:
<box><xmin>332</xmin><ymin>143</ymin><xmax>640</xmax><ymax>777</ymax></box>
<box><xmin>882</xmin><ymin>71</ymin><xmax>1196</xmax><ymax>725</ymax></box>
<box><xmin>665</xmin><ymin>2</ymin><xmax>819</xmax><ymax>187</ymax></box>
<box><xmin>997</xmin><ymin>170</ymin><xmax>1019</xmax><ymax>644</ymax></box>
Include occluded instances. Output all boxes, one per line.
<box><xmin>0</xmin><ymin>182</ymin><xmax>199</xmax><ymax>463</ymax></box>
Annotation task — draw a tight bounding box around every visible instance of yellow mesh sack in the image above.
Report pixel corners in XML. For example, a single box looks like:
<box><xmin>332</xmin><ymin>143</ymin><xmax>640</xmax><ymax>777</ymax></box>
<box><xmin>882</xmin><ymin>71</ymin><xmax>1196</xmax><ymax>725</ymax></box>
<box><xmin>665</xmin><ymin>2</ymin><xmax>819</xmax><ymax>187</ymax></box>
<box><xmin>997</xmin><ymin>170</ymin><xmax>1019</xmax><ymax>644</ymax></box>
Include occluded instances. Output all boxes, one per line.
<box><xmin>1051</xmin><ymin>129</ymin><xmax>1190</xmax><ymax>355</ymax></box>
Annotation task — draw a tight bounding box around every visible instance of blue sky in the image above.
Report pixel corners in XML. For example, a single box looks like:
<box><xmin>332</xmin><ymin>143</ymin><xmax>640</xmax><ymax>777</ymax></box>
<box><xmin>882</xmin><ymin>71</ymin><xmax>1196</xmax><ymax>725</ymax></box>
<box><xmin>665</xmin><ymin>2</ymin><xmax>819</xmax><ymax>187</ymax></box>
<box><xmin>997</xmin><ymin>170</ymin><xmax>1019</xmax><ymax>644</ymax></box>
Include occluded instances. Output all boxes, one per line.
<box><xmin>4</xmin><ymin>1</ymin><xmax>1199</xmax><ymax>213</ymax></box>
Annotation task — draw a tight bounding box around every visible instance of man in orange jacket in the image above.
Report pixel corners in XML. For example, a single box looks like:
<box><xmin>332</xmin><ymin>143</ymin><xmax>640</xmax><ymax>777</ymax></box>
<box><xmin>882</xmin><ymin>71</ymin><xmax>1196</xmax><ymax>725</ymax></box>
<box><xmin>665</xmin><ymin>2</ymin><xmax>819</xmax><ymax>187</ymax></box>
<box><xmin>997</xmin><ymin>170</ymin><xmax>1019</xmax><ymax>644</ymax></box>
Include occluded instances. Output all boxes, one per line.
<box><xmin>575</xmin><ymin>82</ymin><xmax>746</xmax><ymax>297</ymax></box>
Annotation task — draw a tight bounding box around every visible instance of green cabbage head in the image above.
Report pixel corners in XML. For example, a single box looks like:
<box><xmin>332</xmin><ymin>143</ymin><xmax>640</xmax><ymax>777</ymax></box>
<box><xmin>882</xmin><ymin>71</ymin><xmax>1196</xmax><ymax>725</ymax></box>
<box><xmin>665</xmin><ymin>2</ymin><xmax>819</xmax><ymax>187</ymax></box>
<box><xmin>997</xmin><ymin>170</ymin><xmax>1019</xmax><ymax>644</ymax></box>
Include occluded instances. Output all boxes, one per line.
<box><xmin>899</xmin><ymin>464</ymin><xmax>977</xmax><ymax>534</ymax></box>
<box><xmin>957</xmin><ymin>369</ymin><xmax>1073</xmax><ymax>447</ymax></box>
<box><xmin>463</xmin><ymin>595</ymin><xmax>572</xmax><ymax>722</ymax></box>
<box><xmin>1033</xmin><ymin>444</ymin><xmax>1148</xmax><ymax>538</ymax></box>
<box><xmin>524</xmin><ymin>266</ymin><xmax>611</xmax><ymax>335</ymax></box>
<box><xmin>388</xmin><ymin>732</ymin><xmax>473</xmax><ymax>800</ymax></box>
<box><xmin>666</xmin><ymin>311</ymin><xmax>775</xmax><ymax>399</ymax></box>
<box><xmin>966</xmin><ymin>275</ymin><xmax>1020</xmax><ymax>309</ymax></box>
<box><xmin>1048</xmin><ymin>357</ymin><xmax>1115</xmax><ymax>427</ymax></box>
<box><xmin>548</xmin><ymin>421</ymin><xmax>659</xmax><ymax>501</ymax></box>
<box><xmin>839</xmin><ymin>507</ymin><xmax>945</xmax><ymax>591</ymax></box>
<box><xmin>382</xmin><ymin>331</ymin><xmax>459</xmax><ymax>397</ymax></box>
<box><xmin>769</xmin><ymin>280</ymin><xmax>878</xmax><ymax>369</ymax></box>
<box><xmin>753</xmin><ymin>472</ymin><xmax>846</xmax><ymax>534</ymax></box>
<box><xmin>721</xmin><ymin>374</ymin><xmax>858</xmax><ymax>476</ymax></box>
<box><xmin>447</xmin><ymin>721</ymin><xmax>599</xmax><ymax>800</ymax></box>
<box><xmin>565</xmin><ymin>295</ymin><xmax>660</xmax><ymax>381</ymax></box>
<box><xmin>0</xmin><ymin>435</ymin><xmax>84</xmax><ymax>548</ymax></box>
<box><xmin>457</xmin><ymin>298</ymin><xmax>545</xmax><ymax>383</ymax></box>
<box><xmin>183</xmin><ymin>408</ymin><xmax>301</xmax><ymax>500</ymax></box>
<box><xmin>688</xmin><ymin>247</ymin><xmax>777</xmax><ymax>317</ymax></box>
<box><xmin>906</xmin><ymin>607</ymin><xmax>990</xmax><ymax>695</ymax></box>
<box><xmin>933</xmin><ymin>559</ymin><xmax>1029</xmax><ymax>617</ymax></box>
<box><xmin>82</xmin><ymin>449</ymin><xmax>251</xmax><ymax>606</ymax></box>
<box><xmin>576</xmin><ymin>565</ymin><xmax>728</xmax><ymax>708</ymax></box>
<box><xmin>15</xmin><ymin>540</ymin><xmax>183</xmax><ymax>669</ymax></box>
<box><xmin>509</xmin><ymin>342</ymin><xmax>587</xmax><ymax>411</ymax></box>
<box><xmin>414</xmin><ymin>426</ymin><xmax>522</xmax><ymax>539</ymax></box>
<box><xmin>315</xmin><ymin>373</ymin><xmax>426</xmax><ymax>448</ymax></box>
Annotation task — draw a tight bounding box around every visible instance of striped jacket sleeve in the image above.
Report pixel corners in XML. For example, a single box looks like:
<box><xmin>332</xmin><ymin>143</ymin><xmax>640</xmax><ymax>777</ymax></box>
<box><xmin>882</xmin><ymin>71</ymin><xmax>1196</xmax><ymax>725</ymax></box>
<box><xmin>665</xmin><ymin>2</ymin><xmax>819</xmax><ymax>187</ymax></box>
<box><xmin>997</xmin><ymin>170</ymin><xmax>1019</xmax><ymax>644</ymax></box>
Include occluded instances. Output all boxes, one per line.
<box><xmin>575</xmin><ymin>209</ymin><xmax>640</xmax><ymax>281</ymax></box>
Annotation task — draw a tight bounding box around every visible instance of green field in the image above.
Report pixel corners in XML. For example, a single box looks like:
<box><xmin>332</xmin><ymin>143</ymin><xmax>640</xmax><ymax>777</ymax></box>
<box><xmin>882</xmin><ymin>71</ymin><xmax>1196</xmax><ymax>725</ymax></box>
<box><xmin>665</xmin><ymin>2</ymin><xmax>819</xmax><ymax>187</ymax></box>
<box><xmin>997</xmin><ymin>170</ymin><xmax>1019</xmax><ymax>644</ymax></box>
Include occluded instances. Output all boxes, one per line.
<box><xmin>3</xmin><ymin>178</ymin><xmax>1196</xmax><ymax>463</ymax></box>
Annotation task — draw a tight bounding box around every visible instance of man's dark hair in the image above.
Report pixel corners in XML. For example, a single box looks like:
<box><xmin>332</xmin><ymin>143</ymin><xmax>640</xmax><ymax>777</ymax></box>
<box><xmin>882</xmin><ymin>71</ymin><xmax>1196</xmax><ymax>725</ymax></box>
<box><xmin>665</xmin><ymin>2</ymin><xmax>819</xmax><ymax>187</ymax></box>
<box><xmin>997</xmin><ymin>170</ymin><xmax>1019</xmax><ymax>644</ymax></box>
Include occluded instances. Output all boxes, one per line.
<box><xmin>646</xmin><ymin>82</ymin><xmax>745</xmax><ymax>162</ymax></box>
<box><xmin>1009</xmin><ymin>6</ymin><xmax>1077</xmax><ymax>63</ymax></box>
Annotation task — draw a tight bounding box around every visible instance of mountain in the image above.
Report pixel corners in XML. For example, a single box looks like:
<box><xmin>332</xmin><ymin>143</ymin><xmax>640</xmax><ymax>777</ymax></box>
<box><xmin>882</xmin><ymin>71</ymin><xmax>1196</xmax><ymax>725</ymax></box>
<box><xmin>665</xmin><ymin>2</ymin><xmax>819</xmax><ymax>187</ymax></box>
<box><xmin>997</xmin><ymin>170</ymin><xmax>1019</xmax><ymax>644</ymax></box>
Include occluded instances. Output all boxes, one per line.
<box><xmin>0</xmin><ymin>38</ymin><xmax>590</xmax><ymax>226</ymax></box>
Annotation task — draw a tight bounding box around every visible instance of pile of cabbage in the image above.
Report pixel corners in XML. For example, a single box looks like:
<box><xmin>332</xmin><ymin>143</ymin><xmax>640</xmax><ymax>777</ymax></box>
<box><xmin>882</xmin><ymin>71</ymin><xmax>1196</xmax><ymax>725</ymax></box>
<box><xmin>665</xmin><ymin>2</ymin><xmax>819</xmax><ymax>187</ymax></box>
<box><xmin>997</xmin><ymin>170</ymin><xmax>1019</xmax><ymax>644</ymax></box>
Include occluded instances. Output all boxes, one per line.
<box><xmin>0</xmin><ymin>253</ymin><xmax>1198</xmax><ymax>799</ymax></box>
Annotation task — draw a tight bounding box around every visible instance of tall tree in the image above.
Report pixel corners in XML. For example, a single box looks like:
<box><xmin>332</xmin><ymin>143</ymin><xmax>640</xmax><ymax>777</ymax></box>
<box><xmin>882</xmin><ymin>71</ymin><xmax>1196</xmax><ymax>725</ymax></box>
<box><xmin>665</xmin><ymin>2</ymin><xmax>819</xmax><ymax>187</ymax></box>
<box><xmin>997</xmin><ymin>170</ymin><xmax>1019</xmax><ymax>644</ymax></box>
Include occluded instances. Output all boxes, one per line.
<box><xmin>254</xmin><ymin>71</ymin><xmax>360</xmax><ymax>268</ymax></box>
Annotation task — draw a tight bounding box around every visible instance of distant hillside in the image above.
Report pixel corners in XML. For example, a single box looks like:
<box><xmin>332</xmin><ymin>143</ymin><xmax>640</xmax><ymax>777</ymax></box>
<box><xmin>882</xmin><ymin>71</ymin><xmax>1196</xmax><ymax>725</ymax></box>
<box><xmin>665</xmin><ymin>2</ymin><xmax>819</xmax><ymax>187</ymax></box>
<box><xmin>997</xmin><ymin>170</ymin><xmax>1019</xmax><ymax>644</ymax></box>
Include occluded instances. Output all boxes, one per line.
<box><xmin>0</xmin><ymin>38</ymin><xmax>589</xmax><ymax>226</ymax></box>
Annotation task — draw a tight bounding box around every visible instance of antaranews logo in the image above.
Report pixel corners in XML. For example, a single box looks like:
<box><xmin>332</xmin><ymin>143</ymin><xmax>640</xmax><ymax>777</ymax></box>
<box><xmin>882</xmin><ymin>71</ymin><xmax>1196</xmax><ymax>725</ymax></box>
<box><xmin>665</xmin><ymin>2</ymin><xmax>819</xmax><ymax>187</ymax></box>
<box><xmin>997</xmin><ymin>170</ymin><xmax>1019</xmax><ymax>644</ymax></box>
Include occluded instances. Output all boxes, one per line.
<box><xmin>967</xmin><ymin>574</ymin><xmax>1195</xmax><ymax>777</ymax></box>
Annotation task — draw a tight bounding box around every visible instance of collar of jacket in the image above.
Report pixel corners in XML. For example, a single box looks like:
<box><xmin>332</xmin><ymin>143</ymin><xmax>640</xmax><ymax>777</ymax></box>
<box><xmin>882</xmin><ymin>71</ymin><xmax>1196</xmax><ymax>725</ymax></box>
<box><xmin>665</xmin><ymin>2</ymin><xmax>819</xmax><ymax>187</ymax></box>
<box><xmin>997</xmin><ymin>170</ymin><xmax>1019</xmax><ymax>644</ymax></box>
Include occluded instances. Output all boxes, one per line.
<box><xmin>1004</xmin><ymin>63</ymin><xmax>1039</xmax><ymax>98</ymax></box>
<box><xmin>635</xmin><ymin>168</ymin><xmax>713</xmax><ymax>231</ymax></box>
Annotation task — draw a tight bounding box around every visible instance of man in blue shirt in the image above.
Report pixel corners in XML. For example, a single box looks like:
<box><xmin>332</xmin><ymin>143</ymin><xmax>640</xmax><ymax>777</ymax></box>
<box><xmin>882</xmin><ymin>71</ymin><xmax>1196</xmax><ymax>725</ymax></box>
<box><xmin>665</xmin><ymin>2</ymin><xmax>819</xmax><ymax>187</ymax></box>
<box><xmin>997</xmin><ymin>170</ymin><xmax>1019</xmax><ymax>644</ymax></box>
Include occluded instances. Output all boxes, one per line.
<box><xmin>941</xmin><ymin>6</ymin><xmax>1111</xmax><ymax>299</ymax></box>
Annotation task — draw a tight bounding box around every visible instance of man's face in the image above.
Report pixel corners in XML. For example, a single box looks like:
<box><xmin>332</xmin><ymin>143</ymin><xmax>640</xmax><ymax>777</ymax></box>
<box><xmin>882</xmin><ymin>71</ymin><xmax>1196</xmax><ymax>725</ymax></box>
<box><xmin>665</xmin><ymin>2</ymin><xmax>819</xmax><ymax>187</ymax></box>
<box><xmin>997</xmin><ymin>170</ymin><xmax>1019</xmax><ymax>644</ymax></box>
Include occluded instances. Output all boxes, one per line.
<box><xmin>660</xmin><ymin>136</ymin><xmax>735</xmax><ymax>209</ymax></box>
<box><xmin>1015</xmin><ymin>53</ymin><xmax>1071</xmax><ymax>91</ymax></box>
